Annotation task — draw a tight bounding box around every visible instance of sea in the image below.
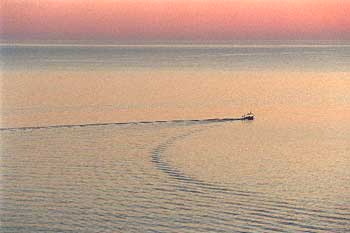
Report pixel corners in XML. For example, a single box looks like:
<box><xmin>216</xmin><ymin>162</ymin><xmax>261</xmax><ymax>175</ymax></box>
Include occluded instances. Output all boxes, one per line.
<box><xmin>1</xmin><ymin>41</ymin><xmax>350</xmax><ymax>232</ymax></box>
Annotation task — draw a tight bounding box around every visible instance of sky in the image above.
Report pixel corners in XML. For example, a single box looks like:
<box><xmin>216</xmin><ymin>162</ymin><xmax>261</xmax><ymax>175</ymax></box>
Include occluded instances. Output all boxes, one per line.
<box><xmin>1</xmin><ymin>0</ymin><xmax>350</xmax><ymax>41</ymax></box>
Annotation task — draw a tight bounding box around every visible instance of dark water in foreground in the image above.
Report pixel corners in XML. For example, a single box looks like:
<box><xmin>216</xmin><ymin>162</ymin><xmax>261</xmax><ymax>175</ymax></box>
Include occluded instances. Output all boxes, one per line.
<box><xmin>1</xmin><ymin>42</ymin><xmax>350</xmax><ymax>232</ymax></box>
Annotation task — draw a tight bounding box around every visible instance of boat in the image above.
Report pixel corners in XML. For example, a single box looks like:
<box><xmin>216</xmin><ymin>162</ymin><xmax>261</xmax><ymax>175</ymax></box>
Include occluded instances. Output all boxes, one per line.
<box><xmin>241</xmin><ymin>112</ymin><xmax>255</xmax><ymax>120</ymax></box>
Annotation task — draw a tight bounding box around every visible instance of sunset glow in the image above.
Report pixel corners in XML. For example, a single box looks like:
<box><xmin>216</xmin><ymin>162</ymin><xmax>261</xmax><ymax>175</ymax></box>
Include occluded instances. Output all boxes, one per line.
<box><xmin>1</xmin><ymin>0</ymin><xmax>350</xmax><ymax>41</ymax></box>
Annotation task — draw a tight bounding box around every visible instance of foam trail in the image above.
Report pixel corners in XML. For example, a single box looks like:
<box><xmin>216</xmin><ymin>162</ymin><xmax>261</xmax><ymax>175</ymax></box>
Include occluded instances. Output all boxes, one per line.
<box><xmin>0</xmin><ymin>117</ymin><xmax>246</xmax><ymax>131</ymax></box>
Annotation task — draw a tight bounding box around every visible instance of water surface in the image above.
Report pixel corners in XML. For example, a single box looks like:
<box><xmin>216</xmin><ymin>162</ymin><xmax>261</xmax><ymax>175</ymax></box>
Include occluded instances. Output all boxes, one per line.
<box><xmin>1</xmin><ymin>42</ymin><xmax>350</xmax><ymax>232</ymax></box>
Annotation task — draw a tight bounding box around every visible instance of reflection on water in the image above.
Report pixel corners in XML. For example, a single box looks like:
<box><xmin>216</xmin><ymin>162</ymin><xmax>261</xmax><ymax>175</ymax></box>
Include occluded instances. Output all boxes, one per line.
<box><xmin>1</xmin><ymin>43</ymin><xmax>350</xmax><ymax>232</ymax></box>
<box><xmin>2</xmin><ymin>70</ymin><xmax>350</xmax><ymax>129</ymax></box>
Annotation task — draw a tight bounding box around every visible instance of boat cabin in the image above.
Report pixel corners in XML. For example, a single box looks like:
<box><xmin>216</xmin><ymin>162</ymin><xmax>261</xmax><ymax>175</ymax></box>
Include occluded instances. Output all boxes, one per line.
<box><xmin>242</xmin><ymin>112</ymin><xmax>255</xmax><ymax>120</ymax></box>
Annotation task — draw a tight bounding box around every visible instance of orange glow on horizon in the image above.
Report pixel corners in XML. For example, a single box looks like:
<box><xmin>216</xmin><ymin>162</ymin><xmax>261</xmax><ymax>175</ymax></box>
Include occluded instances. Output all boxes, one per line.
<box><xmin>1</xmin><ymin>0</ymin><xmax>350</xmax><ymax>41</ymax></box>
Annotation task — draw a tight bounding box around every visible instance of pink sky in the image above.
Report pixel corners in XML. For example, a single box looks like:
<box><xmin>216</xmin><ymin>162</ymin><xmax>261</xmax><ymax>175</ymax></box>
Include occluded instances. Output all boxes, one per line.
<box><xmin>1</xmin><ymin>0</ymin><xmax>350</xmax><ymax>41</ymax></box>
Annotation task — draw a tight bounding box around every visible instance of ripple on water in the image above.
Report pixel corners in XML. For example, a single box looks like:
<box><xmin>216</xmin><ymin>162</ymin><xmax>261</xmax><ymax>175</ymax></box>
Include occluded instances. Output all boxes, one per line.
<box><xmin>1</xmin><ymin>122</ymin><xmax>349</xmax><ymax>232</ymax></box>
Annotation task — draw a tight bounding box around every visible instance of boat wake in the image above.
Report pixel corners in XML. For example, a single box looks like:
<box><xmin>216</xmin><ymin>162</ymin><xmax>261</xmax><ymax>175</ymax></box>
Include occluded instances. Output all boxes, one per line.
<box><xmin>0</xmin><ymin>117</ymin><xmax>245</xmax><ymax>131</ymax></box>
<box><xmin>150</xmin><ymin>125</ymin><xmax>350</xmax><ymax>232</ymax></box>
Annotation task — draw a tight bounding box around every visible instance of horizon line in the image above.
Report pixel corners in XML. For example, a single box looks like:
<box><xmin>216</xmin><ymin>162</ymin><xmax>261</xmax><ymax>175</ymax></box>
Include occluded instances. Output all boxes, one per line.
<box><xmin>1</xmin><ymin>39</ymin><xmax>350</xmax><ymax>48</ymax></box>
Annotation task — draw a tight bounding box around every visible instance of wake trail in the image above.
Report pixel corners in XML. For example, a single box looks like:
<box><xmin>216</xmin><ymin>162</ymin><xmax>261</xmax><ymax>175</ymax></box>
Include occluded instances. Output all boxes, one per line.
<box><xmin>0</xmin><ymin>117</ymin><xmax>245</xmax><ymax>131</ymax></box>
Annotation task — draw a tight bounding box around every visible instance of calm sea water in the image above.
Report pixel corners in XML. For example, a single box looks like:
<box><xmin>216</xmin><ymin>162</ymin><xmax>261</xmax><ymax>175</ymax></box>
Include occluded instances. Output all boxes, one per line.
<box><xmin>1</xmin><ymin>42</ymin><xmax>350</xmax><ymax>232</ymax></box>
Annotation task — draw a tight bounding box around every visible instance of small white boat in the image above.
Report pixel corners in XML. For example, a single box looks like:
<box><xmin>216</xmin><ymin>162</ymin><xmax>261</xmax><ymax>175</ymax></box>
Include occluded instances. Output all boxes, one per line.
<box><xmin>241</xmin><ymin>112</ymin><xmax>255</xmax><ymax>120</ymax></box>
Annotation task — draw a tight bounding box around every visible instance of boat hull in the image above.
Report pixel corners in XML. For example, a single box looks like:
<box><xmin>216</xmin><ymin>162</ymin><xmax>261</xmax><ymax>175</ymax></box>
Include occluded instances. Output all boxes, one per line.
<box><xmin>242</xmin><ymin>116</ymin><xmax>254</xmax><ymax>120</ymax></box>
